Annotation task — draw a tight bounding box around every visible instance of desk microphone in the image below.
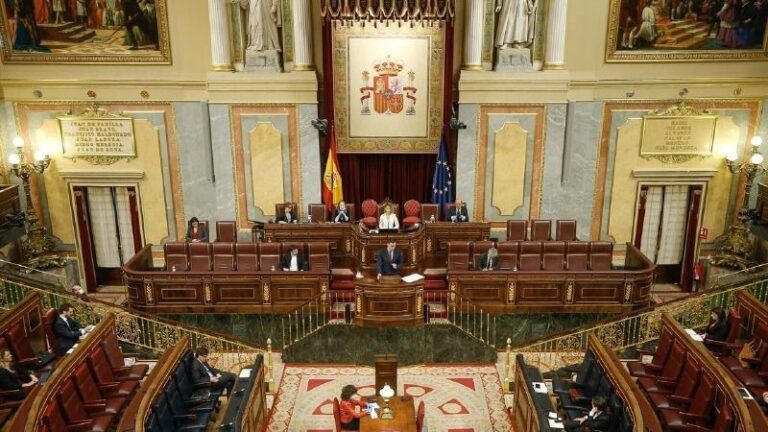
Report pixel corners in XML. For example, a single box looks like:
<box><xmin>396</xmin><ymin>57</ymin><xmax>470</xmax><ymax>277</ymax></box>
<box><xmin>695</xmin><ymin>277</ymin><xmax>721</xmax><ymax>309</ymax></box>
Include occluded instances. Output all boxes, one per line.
<box><xmin>218</xmin><ymin>422</ymin><xmax>234</xmax><ymax>429</ymax></box>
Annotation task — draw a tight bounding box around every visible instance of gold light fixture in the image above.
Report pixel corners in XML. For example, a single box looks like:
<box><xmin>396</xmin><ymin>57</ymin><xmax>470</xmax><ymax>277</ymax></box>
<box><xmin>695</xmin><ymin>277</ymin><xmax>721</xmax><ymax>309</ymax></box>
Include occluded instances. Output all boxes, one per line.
<box><xmin>379</xmin><ymin>383</ymin><xmax>395</xmax><ymax>419</ymax></box>
<box><xmin>8</xmin><ymin>137</ymin><xmax>62</xmax><ymax>269</ymax></box>
<box><xmin>712</xmin><ymin>135</ymin><xmax>765</xmax><ymax>269</ymax></box>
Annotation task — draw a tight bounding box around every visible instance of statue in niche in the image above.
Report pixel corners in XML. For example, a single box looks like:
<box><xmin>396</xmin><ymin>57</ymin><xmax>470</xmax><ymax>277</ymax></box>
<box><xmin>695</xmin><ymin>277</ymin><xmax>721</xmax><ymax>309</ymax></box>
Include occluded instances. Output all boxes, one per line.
<box><xmin>494</xmin><ymin>0</ymin><xmax>539</xmax><ymax>71</ymax></box>
<box><xmin>495</xmin><ymin>0</ymin><xmax>538</xmax><ymax>48</ymax></box>
<box><xmin>232</xmin><ymin>0</ymin><xmax>282</xmax><ymax>72</ymax></box>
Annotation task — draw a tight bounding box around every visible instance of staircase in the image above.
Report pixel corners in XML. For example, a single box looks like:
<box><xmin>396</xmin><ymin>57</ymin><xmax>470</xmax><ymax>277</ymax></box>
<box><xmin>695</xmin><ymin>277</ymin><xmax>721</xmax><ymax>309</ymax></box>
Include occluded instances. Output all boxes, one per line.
<box><xmin>38</xmin><ymin>22</ymin><xmax>96</xmax><ymax>43</ymax></box>
<box><xmin>654</xmin><ymin>18</ymin><xmax>711</xmax><ymax>49</ymax></box>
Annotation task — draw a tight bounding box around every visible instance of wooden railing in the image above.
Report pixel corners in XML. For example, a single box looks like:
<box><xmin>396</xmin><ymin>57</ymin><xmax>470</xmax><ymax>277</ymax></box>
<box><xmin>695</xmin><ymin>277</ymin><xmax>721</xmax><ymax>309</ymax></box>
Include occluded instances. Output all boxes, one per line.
<box><xmin>8</xmin><ymin>313</ymin><xmax>117</xmax><ymax>432</ymax></box>
<box><xmin>116</xmin><ymin>336</ymin><xmax>190</xmax><ymax>432</ymax></box>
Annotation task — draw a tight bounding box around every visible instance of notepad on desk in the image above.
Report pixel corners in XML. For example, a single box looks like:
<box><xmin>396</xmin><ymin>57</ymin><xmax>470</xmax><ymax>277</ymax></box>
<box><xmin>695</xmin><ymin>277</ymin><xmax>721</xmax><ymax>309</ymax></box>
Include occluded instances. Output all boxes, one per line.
<box><xmin>239</xmin><ymin>368</ymin><xmax>252</xmax><ymax>379</ymax></box>
<box><xmin>684</xmin><ymin>328</ymin><xmax>704</xmax><ymax>341</ymax></box>
<box><xmin>548</xmin><ymin>418</ymin><xmax>565</xmax><ymax>429</ymax></box>
<box><xmin>401</xmin><ymin>273</ymin><xmax>425</xmax><ymax>283</ymax></box>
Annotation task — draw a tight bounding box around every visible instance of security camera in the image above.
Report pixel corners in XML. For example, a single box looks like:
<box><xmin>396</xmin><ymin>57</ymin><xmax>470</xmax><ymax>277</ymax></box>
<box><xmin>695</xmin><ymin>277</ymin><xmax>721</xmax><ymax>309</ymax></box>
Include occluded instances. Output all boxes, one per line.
<box><xmin>311</xmin><ymin>119</ymin><xmax>329</xmax><ymax>135</ymax></box>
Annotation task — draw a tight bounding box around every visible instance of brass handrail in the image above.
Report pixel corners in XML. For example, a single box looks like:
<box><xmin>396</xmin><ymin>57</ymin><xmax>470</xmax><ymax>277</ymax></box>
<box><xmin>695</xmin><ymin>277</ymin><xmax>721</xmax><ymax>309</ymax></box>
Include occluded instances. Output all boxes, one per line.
<box><xmin>0</xmin><ymin>276</ymin><xmax>264</xmax><ymax>374</ymax></box>
<box><xmin>503</xmin><ymin>272</ymin><xmax>768</xmax><ymax>384</ymax></box>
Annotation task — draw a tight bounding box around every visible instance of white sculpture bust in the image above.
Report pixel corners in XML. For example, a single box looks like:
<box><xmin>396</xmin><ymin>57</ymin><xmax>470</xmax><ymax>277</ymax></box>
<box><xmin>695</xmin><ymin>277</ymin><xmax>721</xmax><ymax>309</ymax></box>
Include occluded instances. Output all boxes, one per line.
<box><xmin>232</xmin><ymin>0</ymin><xmax>282</xmax><ymax>52</ymax></box>
<box><xmin>495</xmin><ymin>0</ymin><xmax>538</xmax><ymax>49</ymax></box>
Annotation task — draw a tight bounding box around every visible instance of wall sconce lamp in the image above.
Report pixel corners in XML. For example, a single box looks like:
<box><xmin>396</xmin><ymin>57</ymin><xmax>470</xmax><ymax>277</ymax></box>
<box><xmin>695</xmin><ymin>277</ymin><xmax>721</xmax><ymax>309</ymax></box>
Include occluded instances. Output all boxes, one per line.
<box><xmin>712</xmin><ymin>135</ymin><xmax>765</xmax><ymax>269</ymax></box>
<box><xmin>8</xmin><ymin>137</ymin><xmax>59</xmax><ymax>269</ymax></box>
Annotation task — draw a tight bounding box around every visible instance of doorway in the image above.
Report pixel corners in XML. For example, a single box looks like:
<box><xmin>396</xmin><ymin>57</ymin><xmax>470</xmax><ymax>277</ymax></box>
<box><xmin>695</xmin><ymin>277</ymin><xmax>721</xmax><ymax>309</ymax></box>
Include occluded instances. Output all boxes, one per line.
<box><xmin>72</xmin><ymin>186</ymin><xmax>143</xmax><ymax>291</ymax></box>
<box><xmin>633</xmin><ymin>184</ymin><xmax>703</xmax><ymax>291</ymax></box>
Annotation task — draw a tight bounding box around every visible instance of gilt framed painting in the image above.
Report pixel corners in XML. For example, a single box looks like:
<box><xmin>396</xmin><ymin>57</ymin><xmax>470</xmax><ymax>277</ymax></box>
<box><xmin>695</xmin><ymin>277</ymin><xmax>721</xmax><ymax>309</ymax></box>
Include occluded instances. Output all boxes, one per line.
<box><xmin>0</xmin><ymin>0</ymin><xmax>171</xmax><ymax>64</ymax></box>
<box><xmin>606</xmin><ymin>0</ymin><xmax>768</xmax><ymax>62</ymax></box>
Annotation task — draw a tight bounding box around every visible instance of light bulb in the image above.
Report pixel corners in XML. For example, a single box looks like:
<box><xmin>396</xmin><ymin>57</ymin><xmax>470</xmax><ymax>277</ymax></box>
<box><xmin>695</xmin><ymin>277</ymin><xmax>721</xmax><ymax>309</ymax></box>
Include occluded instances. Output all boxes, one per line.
<box><xmin>751</xmin><ymin>136</ymin><xmax>764</xmax><ymax>147</ymax></box>
<box><xmin>750</xmin><ymin>153</ymin><xmax>764</xmax><ymax>165</ymax></box>
<box><xmin>12</xmin><ymin>137</ymin><xmax>24</xmax><ymax>148</ymax></box>
<box><xmin>8</xmin><ymin>154</ymin><xmax>20</xmax><ymax>165</ymax></box>
<box><xmin>725</xmin><ymin>150</ymin><xmax>739</xmax><ymax>162</ymax></box>
<box><xmin>34</xmin><ymin>150</ymin><xmax>46</xmax><ymax>162</ymax></box>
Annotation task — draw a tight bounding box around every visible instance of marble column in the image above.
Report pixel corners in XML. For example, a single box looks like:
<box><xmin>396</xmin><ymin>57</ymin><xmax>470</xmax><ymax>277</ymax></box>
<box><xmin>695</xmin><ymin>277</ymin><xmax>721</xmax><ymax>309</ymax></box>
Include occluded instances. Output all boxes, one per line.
<box><xmin>208</xmin><ymin>0</ymin><xmax>234</xmax><ymax>71</ymax></box>
<box><xmin>544</xmin><ymin>0</ymin><xmax>567</xmax><ymax>70</ymax></box>
<box><xmin>462</xmin><ymin>0</ymin><xmax>484</xmax><ymax>71</ymax></box>
<box><xmin>292</xmin><ymin>0</ymin><xmax>315</xmax><ymax>70</ymax></box>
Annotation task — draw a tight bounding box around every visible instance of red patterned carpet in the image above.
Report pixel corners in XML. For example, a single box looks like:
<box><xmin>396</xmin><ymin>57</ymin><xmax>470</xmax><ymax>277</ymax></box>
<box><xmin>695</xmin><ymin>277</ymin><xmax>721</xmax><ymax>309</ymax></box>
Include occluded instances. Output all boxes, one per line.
<box><xmin>267</xmin><ymin>364</ymin><xmax>512</xmax><ymax>432</ymax></box>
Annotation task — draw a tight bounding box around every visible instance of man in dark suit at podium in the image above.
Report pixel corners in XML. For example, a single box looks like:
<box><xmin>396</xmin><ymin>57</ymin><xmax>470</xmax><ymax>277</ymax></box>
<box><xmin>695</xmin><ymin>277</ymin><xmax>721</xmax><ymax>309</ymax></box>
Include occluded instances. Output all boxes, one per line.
<box><xmin>377</xmin><ymin>241</ymin><xmax>403</xmax><ymax>280</ymax></box>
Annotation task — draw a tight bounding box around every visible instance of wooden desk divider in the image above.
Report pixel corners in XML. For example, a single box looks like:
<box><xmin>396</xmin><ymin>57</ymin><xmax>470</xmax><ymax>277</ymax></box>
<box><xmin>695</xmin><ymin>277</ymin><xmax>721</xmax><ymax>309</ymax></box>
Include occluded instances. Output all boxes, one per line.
<box><xmin>8</xmin><ymin>312</ymin><xmax>117</xmax><ymax>432</ymax></box>
<box><xmin>735</xmin><ymin>290</ymin><xmax>768</xmax><ymax>337</ymax></box>
<box><xmin>116</xmin><ymin>335</ymin><xmax>190</xmax><ymax>432</ymax></box>
<box><xmin>374</xmin><ymin>354</ymin><xmax>398</xmax><ymax>395</ymax></box>
<box><xmin>239</xmin><ymin>354</ymin><xmax>267</xmax><ymax>432</ymax></box>
<box><xmin>661</xmin><ymin>312</ymin><xmax>766</xmax><ymax>432</ymax></box>
<box><xmin>586</xmin><ymin>333</ymin><xmax>662</xmax><ymax>432</ymax></box>
<box><xmin>512</xmin><ymin>354</ymin><xmax>549</xmax><ymax>432</ymax></box>
<box><xmin>0</xmin><ymin>292</ymin><xmax>48</xmax><ymax>356</ymax></box>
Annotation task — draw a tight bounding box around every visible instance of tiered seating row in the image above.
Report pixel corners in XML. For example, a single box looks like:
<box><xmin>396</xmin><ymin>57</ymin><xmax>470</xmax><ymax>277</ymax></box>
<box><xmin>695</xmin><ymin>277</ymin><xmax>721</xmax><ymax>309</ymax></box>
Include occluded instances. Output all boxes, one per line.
<box><xmin>8</xmin><ymin>313</ymin><xmax>150</xmax><ymax>432</ymax></box>
<box><xmin>626</xmin><ymin>312</ymin><xmax>765</xmax><ymax>432</ymax></box>
<box><xmin>125</xmin><ymin>243</ymin><xmax>332</xmax><ymax>313</ymax></box>
<box><xmin>163</xmin><ymin>241</ymin><xmax>330</xmax><ymax>272</ymax></box>
<box><xmin>448</xmin><ymin>240</ymin><xmax>613</xmax><ymax>271</ymax></box>
<box><xmin>551</xmin><ymin>333</ymin><xmax>661</xmax><ymax>432</ymax></box>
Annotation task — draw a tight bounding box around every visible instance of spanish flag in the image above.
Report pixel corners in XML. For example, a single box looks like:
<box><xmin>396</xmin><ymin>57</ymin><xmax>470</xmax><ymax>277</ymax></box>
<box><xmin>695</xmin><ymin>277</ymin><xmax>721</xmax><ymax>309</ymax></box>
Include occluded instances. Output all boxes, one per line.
<box><xmin>322</xmin><ymin>125</ymin><xmax>343</xmax><ymax>211</ymax></box>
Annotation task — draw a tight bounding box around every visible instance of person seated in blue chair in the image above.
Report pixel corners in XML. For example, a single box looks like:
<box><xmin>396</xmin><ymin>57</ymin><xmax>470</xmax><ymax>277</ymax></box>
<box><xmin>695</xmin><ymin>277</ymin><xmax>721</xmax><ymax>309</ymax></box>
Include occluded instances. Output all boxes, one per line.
<box><xmin>563</xmin><ymin>395</ymin><xmax>612</xmax><ymax>432</ymax></box>
<box><xmin>377</xmin><ymin>241</ymin><xmax>403</xmax><ymax>280</ymax></box>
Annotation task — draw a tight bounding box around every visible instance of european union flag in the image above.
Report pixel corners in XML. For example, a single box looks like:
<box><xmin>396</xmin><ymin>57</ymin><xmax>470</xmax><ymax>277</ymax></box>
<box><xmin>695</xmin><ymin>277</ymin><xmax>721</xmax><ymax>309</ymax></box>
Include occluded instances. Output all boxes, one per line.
<box><xmin>431</xmin><ymin>130</ymin><xmax>454</xmax><ymax>213</ymax></box>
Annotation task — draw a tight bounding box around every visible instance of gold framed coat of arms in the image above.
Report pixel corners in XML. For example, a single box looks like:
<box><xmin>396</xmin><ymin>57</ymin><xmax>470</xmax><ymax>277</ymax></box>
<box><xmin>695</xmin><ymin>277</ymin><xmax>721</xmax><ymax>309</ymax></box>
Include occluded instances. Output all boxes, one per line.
<box><xmin>333</xmin><ymin>22</ymin><xmax>445</xmax><ymax>153</ymax></box>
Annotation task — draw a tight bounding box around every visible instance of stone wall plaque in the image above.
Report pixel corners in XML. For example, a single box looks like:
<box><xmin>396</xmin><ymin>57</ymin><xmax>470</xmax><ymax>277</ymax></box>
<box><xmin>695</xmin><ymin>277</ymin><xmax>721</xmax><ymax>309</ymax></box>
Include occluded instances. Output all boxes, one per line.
<box><xmin>640</xmin><ymin>114</ymin><xmax>717</xmax><ymax>163</ymax></box>
<box><xmin>58</xmin><ymin>107</ymin><xmax>136</xmax><ymax>165</ymax></box>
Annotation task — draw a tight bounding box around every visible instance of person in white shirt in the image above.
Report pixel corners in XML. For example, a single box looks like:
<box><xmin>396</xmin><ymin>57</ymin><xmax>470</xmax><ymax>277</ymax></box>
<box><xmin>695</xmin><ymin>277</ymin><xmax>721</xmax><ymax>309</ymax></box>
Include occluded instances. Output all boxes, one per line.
<box><xmin>378</xmin><ymin>204</ymin><xmax>399</xmax><ymax>230</ymax></box>
<box><xmin>281</xmin><ymin>246</ymin><xmax>307</xmax><ymax>271</ymax></box>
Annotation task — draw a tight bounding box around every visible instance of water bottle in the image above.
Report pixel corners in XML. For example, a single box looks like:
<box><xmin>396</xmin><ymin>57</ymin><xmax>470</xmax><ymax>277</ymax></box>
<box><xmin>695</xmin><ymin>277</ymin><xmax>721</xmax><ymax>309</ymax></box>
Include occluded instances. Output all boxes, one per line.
<box><xmin>171</xmin><ymin>265</ymin><xmax>176</xmax><ymax>272</ymax></box>
<box><xmin>271</xmin><ymin>265</ymin><xmax>276</xmax><ymax>272</ymax></box>
<box><xmin>430</xmin><ymin>214</ymin><xmax>435</xmax><ymax>223</ymax></box>
<box><xmin>307</xmin><ymin>214</ymin><xmax>312</xmax><ymax>224</ymax></box>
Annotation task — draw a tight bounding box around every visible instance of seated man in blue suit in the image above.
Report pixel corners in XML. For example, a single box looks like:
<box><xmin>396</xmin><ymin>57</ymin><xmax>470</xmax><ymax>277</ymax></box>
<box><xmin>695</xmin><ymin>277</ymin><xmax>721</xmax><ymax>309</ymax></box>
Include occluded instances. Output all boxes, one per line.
<box><xmin>377</xmin><ymin>241</ymin><xmax>403</xmax><ymax>280</ymax></box>
<box><xmin>53</xmin><ymin>303</ymin><xmax>93</xmax><ymax>356</ymax></box>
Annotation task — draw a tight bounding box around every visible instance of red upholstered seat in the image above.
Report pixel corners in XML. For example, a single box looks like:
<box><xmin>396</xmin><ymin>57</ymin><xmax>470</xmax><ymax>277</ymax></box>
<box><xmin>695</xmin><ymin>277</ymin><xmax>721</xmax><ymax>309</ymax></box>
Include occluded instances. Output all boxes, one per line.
<box><xmin>164</xmin><ymin>242</ymin><xmax>189</xmax><ymax>271</ymax></box>
<box><xmin>276</xmin><ymin>202</ymin><xmax>298</xmax><ymax>218</ymax></box>
<box><xmin>87</xmin><ymin>347</ymin><xmax>139</xmax><ymax>397</ymax></box>
<box><xmin>71</xmin><ymin>364</ymin><xmax>127</xmax><ymax>414</ymax></box>
<box><xmin>421</xmin><ymin>203</ymin><xmax>439</xmax><ymax>223</ymax></box>
<box><xmin>332</xmin><ymin>397</ymin><xmax>350</xmax><ymax>432</ymax></box>
<box><xmin>100</xmin><ymin>330</ymin><xmax>148</xmax><ymax>380</ymax></box>
<box><xmin>361</xmin><ymin>199</ymin><xmax>378</xmax><ymax>228</ymax></box>
<box><xmin>448</xmin><ymin>242</ymin><xmax>471</xmax><ymax>271</ymax></box>
<box><xmin>638</xmin><ymin>342</ymin><xmax>686</xmax><ymax>394</ymax></box>
<box><xmin>212</xmin><ymin>243</ymin><xmax>235</xmax><ymax>271</ymax></box>
<box><xmin>188</xmin><ymin>242</ymin><xmax>212</xmax><ymax>272</ymax></box>
<box><xmin>403</xmin><ymin>199</ymin><xmax>421</xmax><ymax>227</ymax></box>
<box><xmin>58</xmin><ymin>380</ymin><xmax>115</xmax><ymax>432</ymax></box>
<box><xmin>531</xmin><ymin>220</ymin><xmax>552</xmax><ymax>241</ymax></box>
<box><xmin>215</xmin><ymin>220</ymin><xmax>237</xmax><ymax>243</ymax></box>
<box><xmin>628</xmin><ymin>328</ymin><xmax>674</xmax><ymax>378</ymax></box>
<box><xmin>4</xmin><ymin>323</ymin><xmax>45</xmax><ymax>369</ymax></box>
<box><xmin>543</xmin><ymin>253</ymin><xmax>565</xmax><ymax>270</ymax></box>
<box><xmin>647</xmin><ymin>356</ymin><xmax>700</xmax><ymax>409</ymax></box>
<box><xmin>73</xmin><ymin>362</ymin><xmax>129</xmax><ymax>402</ymax></box>
<box><xmin>566</xmin><ymin>254</ymin><xmax>588</xmax><ymax>271</ymax></box>
<box><xmin>506</xmin><ymin>220</ymin><xmax>527</xmax><ymax>241</ymax></box>
<box><xmin>235</xmin><ymin>243</ymin><xmax>258</xmax><ymax>271</ymax></box>
<box><xmin>520</xmin><ymin>241</ymin><xmax>542</xmax><ymax>255</ymax></box>
<box><xmin>497</xmin><ymin>241</ymin><xmax>519</xmax><ymax>270</ymax></box>
<box><xmin>308</xmin><ymin>204</ymin><xmax>329</xmax><ymax>222</ymax></box>
<box><xmin>589</xmin><ymin>242</ymin><xmax>613</xmax><ymax>270</ymax></box>
<box><xmin>519</xmin><ymin>254</ymin><xmax>541</xmax><ymax>270</ymax></box>
<box><xmin>566</xmin><ymin>241</ymin><xmax>589</xmax><ymax>255</ymax></box>
<box><xmin>258</xmin><ymin>243</ymin><xmax>282</xmax><ymax>272</ymax></box>
<box><xmin>658</xmin><ymin>373</ymin><xmax>715</xmax><ymax>430</ymax></box>
<box><xmin>308</xmin><ymin>242</ymin><xmax>330</xmax><ymax>271</ymax></box>
<box><xmin>721</xmin><ymin>320</ymin><xmax>768</xmax><ymax>372</ymax></box>
<box><xmin>555</xmin><ymin>220</ymin><xmax>577</xmax><ymax>241</ymax></box>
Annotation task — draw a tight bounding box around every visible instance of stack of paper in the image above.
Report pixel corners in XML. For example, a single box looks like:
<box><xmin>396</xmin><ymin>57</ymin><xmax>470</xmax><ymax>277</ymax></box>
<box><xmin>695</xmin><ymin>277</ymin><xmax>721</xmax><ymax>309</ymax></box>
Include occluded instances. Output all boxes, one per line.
<box><xmin>239</xmin><ymin>368</ymin><xmax>252</xmax><ymax>378</ymax></box>
<box><xmin>684</xmin><ymin>329</ymin><xmax>704</xmax><ymax>342</ymax></box>
<box><xmin>401</xmin><ymin>273</ymin><xmax>425</xmax><ymax>283</ymax></box>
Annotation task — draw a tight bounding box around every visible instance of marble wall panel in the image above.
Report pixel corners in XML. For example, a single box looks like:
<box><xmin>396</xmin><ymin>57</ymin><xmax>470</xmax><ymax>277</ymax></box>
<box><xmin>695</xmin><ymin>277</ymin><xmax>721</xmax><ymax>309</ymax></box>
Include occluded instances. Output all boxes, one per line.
<box><xmin>298</xmin><ymin>104</ymin><xmax>321</xmax><ymax>208</ymax></box>
<box><xmin>457</xmin><ymin>104</ymin><xmax>480</xmax><ymax>216</ymax></box>
<box><xmin>209</xmin><ymin>104</ymin><xmax>238</xmax><ymax>223</ymax></box>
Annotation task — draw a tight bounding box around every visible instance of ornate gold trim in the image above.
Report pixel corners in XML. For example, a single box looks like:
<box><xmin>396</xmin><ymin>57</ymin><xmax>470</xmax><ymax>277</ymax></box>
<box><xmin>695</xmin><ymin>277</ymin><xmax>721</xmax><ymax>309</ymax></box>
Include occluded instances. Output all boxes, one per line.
<box><xmin>416</xmin><ymin>292</ymin><xmax>422</xmax><ymax>315</ymax></box>
<box><xmin>507</xmin><ymin>280</ymin><xmax>516</xmax><ymax>303</ymax></box>
<box><xmin>605</xmin><ymin>0</ymin><xmax>768</xmax><ymax>63</ymax></box>
<box><xmin>262</xmin><ymin>280</ymin><xmax>271</xmax><ymax>303</ymax></box>
<box><xmin>211</xmin><ymin>65</ymin><xmax>235</xmax><ymax>72</ymax></box>
<box><xmin>292</xmin><ymin>65</ymin><xmax>315</xmax><ymax>71</ymax></box>
<box><xmin>590</xmin><ymin>99</ymin><xmax>762</xmax><ymax>240</ymax></box>
<box><xmin>320</xmin><ymin>0</ymin><xmax>455</xmax><ymax>21</ymax></box>
<box><xmin>0</xmin><ymin>0</ymin><xmax>172</xmax><ymax>64</ymax></box>
<box><xmin>475</xmin><ymin>105</ymin><xmax>546</xmax><ymax>222</ymax></box>
<box><xmin>204</xmin><ymin>283</ymin><xmax>212</xmax><ymax>303</ymax></box>
<box><xmin>332</xmin><ymin>22</ymin><xmax>445</xmax><ymax>153</ymax></box>
<box><xmin>462</xmin><ymin>64</ymin><xmax>484</xmax><ymax>71</ymax></box>
<box><xmin>355</xmin><ymin>293</ymin><xmax>362</xmax><ymax>316</ymax></box>
<box><xmin>282</xmin><ymin>0</ymin><xmax>295</xmax><ymax>64</ymax></box>
<box><xmin>144</xmin><ymin>282</ymin><xmax>154</xmax><ymax>304</ymax></box>
<box><xmin>565</xmin><ymin>280</ymin><xmax>574</xmax><ymax>303</ymax></box>
<box><xmin>624</xmin><ymin>282</ymin><xmax>633</xmax><ymax>302</ymax></box>
<box><xmin>229</xmin><ymin>104</ymin><xmax>302</xmax><ymax>229</ymax></box>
